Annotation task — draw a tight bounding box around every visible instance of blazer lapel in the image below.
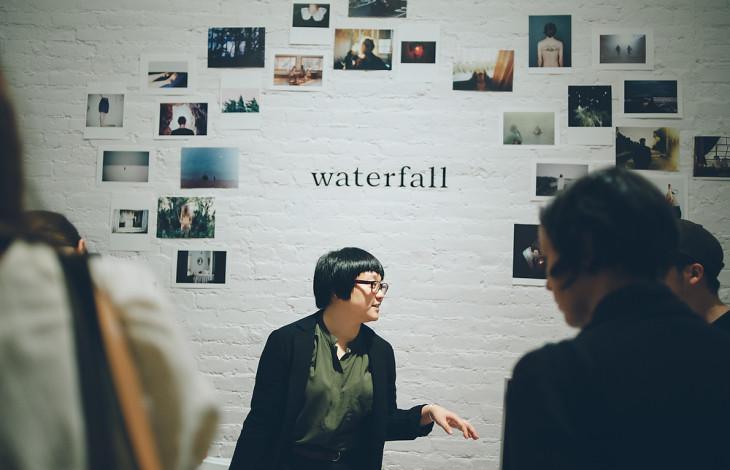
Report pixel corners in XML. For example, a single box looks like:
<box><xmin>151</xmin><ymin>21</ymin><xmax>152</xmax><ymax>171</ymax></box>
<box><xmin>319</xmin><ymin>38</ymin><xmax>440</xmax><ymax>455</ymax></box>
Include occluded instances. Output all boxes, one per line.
<box><xmin>284</xmin><ymin>313</ymin><xmax>319</xmax><ymax>431</ymax></box>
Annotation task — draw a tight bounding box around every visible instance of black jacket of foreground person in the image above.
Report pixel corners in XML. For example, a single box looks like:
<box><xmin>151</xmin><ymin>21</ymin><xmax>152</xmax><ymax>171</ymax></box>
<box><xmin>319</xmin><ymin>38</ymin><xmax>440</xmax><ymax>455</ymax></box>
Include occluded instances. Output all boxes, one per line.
<box><xmin>503</xmin><ymin>282</ymin><xmax>730</xmax><ymax>470</ymax></box>
<box><xmin>229</xmin><ymin>311</ymin><xmax>432</xmax><ymax>470</ymax></box>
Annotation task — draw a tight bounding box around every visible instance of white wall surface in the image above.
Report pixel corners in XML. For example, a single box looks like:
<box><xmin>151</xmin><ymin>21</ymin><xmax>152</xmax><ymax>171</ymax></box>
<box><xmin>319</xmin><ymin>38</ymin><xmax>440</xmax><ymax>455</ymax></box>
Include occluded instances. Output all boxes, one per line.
<box><xmin>2</xmin><ymin>0</ymin><xmax>729</xmax><ymax>468</ymax></box>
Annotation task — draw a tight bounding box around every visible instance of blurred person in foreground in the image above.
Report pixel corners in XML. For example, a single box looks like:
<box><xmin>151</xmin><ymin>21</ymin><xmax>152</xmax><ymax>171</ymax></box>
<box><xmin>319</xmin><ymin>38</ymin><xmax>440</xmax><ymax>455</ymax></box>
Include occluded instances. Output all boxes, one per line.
<box><xmin>24</xmin><ymin>209</ymin><xmax>87</xmax><ymax>254</ymax></box>
<box><xmin>0</xmin><ymin>69</ymin><xmax>218</xmax><ymax>469</ymax></box>
<box><xmin>502</xmin><ymin>167</ymin><xmax>730</xmax><ymax>470</ymax></box>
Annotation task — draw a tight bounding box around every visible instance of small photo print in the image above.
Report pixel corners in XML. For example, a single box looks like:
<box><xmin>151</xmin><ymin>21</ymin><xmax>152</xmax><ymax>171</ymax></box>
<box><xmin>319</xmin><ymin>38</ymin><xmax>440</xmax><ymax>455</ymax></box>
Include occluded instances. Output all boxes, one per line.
<box><xmin>273</xmin><ymin>52</ymin><xmax>325</xmax><ymax>89</ymax></box>
<box><xmin>348</xmin><ymin>0</ymin><xmax>407</xmax><ymax>18</ymax></box>
<box><xmin>86</xmin><ymin>94</ymin><xmax>124</xmax><ymax>128</ymax></box>
<box><xmin>293</xmin><ymin>3</ymin><xmax>330</xmax><ymax>28</ymax></box>
<box><xmin>503</xmin><ymin>112</ymin><xmax>557</xmax><ymax>146</ymax></box>
<box><xmin>533</xmin><ymin>162</ymin><xmax>589</xmax><ymax>200</ymax></box>
<box><xmin>641</xmin><ymin>172</ymin><xmax>688</xmax><ymax>219</ymax></box>
<box><xmin>694</xmin><ymin>136</ymin><xmax>730</xmax><ymax>178</ymax></box>
<box><xmin>334</xmin><ymin>29</ymin><xmax>393</xmax><ymax>70</ymax></box>
<box><xmin>157</xmin><ymin>102</ymin><xmax>208</xmax><ymax>138</ymax></box>
<box><xmin>615</xmin><ymin>126</ymin><xmax>679</xmax><ymax>172</ymax></box>
<box><xmin>568</xmin><ymin>85</ymin><xmax>612</xmax><ymax>127</ymax></box>
<box><xmin>623</xmin><ymin>79</ymin><xmax>681</xmax><ymax>118</ymax></box>
<box><xmin>174</xmin><ymin>250</ymin><xmax>227</xmax><ymax>287</ymax></box>
<box><xmin>221</xmin><ymin>87</ymin><xmax>260</xmax><ymax>114</ymax></box>
<box><xmin>142</xmin><ymin>55</ymin><xmax>192</xmax><ymax>94</ymax></box>
<box><xmin>595</xmin><ymin>30</ymin><xmax>652</xmax><ymax>69</ymax></box>
<box><xmin>528</xmin><ymin>15</ymin><xmax>571</xmax><ymax>70</ymax></box>
<box><xmin>207</xmin><ymin>27</ymin><xmax>265</xmax><ymax>68</ymax></box>
<box><xmin>157</xmin><ymin>196</ymin><xmax>215</xmax><ymax>239</ymax></box>
<box><xmin>109</xmin><ymin>193</ymin><xmax>153</xmax><ymax>251</ymax></box>
<box><xmin>181</xmin><ymin>147</ymin><xmax>239</xmax><ymax>189</ymax></box>
<box><xmin>401</xmin><ymin>41</ymin><xmax>436</xmax><ymax>64</ymax></box>
<box><xmin>112</xmin><ymin>209</ymin><xmax>149</xmax><ymax>234</ymax></box>
<box><xmin>452</xmin><ymin>50</ymin><xmax>514</xmax><ymax>92</ymax></box>
<box><xmin>100</xmin><ymin>149</ymin><xmax>150</xmax><ymax>183</ymax></box>
<box><xmin>512</xmin><ymin>224</ymin><xmax>546</xmax><ymax>285</ymax></box>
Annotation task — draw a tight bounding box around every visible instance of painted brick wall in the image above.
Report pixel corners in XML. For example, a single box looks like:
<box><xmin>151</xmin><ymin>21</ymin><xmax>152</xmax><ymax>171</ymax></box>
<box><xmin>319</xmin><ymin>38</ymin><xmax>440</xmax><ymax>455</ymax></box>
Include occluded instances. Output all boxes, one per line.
<box><xmin>2</xmin><ymin>0</ymin><xmax>729</xmax><ymax>468</ymax></box>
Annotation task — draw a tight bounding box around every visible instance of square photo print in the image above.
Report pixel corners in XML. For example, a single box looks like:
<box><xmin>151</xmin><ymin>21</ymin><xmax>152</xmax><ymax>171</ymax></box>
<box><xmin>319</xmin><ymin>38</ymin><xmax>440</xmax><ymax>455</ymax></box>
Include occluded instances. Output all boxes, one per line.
<box><xmin>109</xmin><ymin>193</ymin><xmax>153</xmax><ymax>251</ymax></box>
<box><xmin>174</xmin><ymin>250</ymin><xmax>227</xmax><ymax>287</ymax></box>
<box><xmin>334</xmin><ymin>29</ymin><xmax>393</xmax><ymax>71</ymax></box>
<box><xmin>208</xmin><ymin>27</ymin><xmax>265</xmax><ymax>68</ymax></box>
<box><xmin>615</xmin><ymin>126</ymin><xmax>679</xmax><ymax>172</ymax></box>
<box><xmin>157</xmin><ymin>196</ymin><xmax>215</xmax><ymax>239</ymax></box>
<box><xmin>452</xmin><ymin>50</ymin><xmax>514</xmax><ymax>92</ymax></box>
<box><xmin>512</xmin><ymin>223</ymin><xmax>546</xmax><ymax>286</ymax></box>
<box><xmin>568</xmin><ymin>85</ymin><xmax>612</xmax><ymax>128</ymax></box>
<box><xmin>693</xmin><ymin>136</ymin><xmax>730</xmax><ymax>178</ymax></box>
<box><xmin>84</xmin><ymin>84</ymin><xmax>126</xmax><ymax>139</ymax></box>
<box><xmin>528</xmin><ymin>15</ymin><xmax>571</xmax><ymax>71</ymax></box>
<box><xmin>290</xmin><ymin>2</ymin><xmax>331</xmax><ymax>44</ymax></box>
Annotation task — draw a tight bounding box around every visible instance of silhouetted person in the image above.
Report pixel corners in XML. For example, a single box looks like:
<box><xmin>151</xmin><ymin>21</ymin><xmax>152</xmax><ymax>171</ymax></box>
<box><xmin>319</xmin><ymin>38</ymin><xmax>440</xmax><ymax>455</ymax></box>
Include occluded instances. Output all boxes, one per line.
<box><xmin>634</xmin><ymin>137</ymin><xmax>652</xmax><ymax>169</ymax></box>
<box><xmin>171</xmin><ymin>116</ymin><xmax>194</xmax><ymax>136</ymax></box>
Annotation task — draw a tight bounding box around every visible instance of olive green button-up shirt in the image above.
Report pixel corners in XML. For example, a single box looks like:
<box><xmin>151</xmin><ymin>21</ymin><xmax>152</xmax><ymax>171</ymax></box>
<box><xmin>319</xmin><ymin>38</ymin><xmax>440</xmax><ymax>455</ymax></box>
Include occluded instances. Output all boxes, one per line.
<box><xmin>293</xmin><ymin>320</ymin><xmax>374</xmax><ymax>451</ymax></box>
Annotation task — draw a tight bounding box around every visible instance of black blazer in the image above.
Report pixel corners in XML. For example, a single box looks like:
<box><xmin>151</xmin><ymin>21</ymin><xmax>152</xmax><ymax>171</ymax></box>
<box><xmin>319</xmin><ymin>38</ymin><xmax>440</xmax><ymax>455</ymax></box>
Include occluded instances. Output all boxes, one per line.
<box><xmin>229</xmin><ymin>311</ymin><xmax>433</xmax><ymax>470</ymax></box>
<box><xmin>502</xmin><ymin>283</ymin><xmax>730</xmax><ymax>470</ymax></box>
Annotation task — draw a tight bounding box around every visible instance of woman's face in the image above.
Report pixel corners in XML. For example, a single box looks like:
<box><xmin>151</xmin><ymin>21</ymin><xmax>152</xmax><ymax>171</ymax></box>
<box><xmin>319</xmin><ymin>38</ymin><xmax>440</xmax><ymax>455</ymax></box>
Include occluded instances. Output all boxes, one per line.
<box><xmin>349</xmin><ymin>271</ymin><xmax>385</xmax><ymax>323</ymax></box>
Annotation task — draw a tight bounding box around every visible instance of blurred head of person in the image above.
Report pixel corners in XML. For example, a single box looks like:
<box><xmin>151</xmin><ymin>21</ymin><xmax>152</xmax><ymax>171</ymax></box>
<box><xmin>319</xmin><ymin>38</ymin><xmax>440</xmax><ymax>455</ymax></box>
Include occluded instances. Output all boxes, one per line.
<box><xmin>539</xmin><ymin>167</ymin><xmax>679</xmax><ymax>328</ymax></box>
<box><xmin>24</xmin><ymin>210</ymin><xmax>86</xmax><ymax>255</ymax></box>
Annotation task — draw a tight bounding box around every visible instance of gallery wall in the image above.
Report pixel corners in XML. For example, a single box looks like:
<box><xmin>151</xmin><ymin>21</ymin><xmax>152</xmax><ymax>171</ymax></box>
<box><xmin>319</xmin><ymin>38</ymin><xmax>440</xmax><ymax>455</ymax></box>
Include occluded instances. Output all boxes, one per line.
<box><xmin>2</xmin><ymin>0</ymin><xmax>730</xmax><ymax>468</ymax></box>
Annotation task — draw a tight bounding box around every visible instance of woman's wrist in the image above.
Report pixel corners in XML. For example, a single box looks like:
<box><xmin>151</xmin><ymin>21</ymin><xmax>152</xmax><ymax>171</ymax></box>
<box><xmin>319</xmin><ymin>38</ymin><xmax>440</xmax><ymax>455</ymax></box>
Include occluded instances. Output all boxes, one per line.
<box><xmin>420</xmin><ymin>403</ymin><xmax>435</xmax><ymax>425</ymax></box>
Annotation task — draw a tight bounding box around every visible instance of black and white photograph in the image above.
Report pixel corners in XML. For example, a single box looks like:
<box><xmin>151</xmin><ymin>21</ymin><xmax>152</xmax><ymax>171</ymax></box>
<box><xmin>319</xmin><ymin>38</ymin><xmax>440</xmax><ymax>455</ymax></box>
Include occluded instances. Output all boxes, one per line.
<box><xmin>528</xmin><ymin>15</ymin><xmax>571</xmax><ymax>73</ymax></box>
<box><xmin>640</xmin><ymin>172</ymin><xmax>688</xmax><ymax>219</ymax></box>
<box><xmin>156</xmin><ymin>101</ymin><xmax>208</xmax><ymax>138</ymax></box>
<box><xmin>207</xmin><ymin>27</ymin><xmax>265</xmax><ymax>68</ymax></box>
<box><xmin>502</xmin><ymin>111</ymin><xmax>557</xmax><ymax>146</ymax></box>
<box><xmin>112</xmin><ymin>209</ymin><xmax>148</xmax><ymax>234</ymax></box>
<box><xmin>532</xmin><ymin>162</ymin><xmax>590</xmax><ymax>201</ymax></box>
<box><xmin>140</xmin><ymin>55</ymin><xmax>194</xmax><ymax>95</ymax></box>
<box><xmin>593</xmin><ymin>28</ymin><xmax>654</xmax><ymax>70</ymax></box>
<box><xmin>693</xmin><ymin>136</ymin><xmax>730</xmax><ymax>178</ymax></box>
<box><xmin>452</xmin><ymin>50</ymin><xmax>514</xmax><ymax>92</ymax></box>
<box><xmin>512</xmin><ymin>223</ymin><xmax>546</xmax><ymax>286</ymax></box>
<box><xmin>98</xmin><ymin>148</ymin><xmax>150</xmax><ymax>184</ymax></box>
<box><xmin>84</xmin><ymin>84</ymin><xmax>126</xmax><ymax>139</ymax></box>
<box><xmin>181</xmin><ymin>147</ymin><xmax>239</xmax><ymax>189</ymax></box>
<box><xmin>290</xmin><ymin>2</ymin><xmax>331</xmax><ymax>44</ymax></box>
<box><xmin>623</xmin><ymin>79</ymin><xmax>681</xmax><ymax>118</ymax></box>
<box><xmin>348</xmin><ymin>0</ymin><xmax>407</xmax><ymax>18</ymax></box>
<box><xmin>157</xmin><ymin>196</ymin><xmax>215</xmax><ymax>239</ymax></box>
<box><xmin>273</xmin><ymin>52</ymin><xmax>325</xmax><ymax>90</ymax></box>
<box><xmin>173</xmin><ymin>250</ymin><xmax>227</xmax><ymax>287</ymax></box>
<box><xmin>109</xmin><ymin>193</ymin><xmax>153</xmax><ymax>251</ymax></box>
<box><xmin>615</xmin><ymin>126</ymin><xmax>679</xmax><ymax>172</ymax></box>
<box><xmin>334</xmin><ymin>29</ymin><xmax>393</xmax><ymax>71</ymax></box>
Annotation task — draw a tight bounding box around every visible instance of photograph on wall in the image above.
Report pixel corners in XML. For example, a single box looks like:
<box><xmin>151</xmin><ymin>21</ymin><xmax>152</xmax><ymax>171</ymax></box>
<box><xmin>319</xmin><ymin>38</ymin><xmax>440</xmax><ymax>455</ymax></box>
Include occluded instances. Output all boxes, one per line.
<box><xmin>156</xmin><ymin>101</ymin><xmax>208</xmax><ymax>138</ymax></box>
<box><xmin>181</xmin><ymin>147</ymin><xmax>239</xmax><ymax>189</ymax></box>
<box><xmin>593</xmin><ymin>28</ymin><xmax>654</xmax><ymax>70</ymax></box>
<box><xmin>84</xmin><ymin>84</ymin><xmax>125</xmax><ymax>139</ymax></box>
<box><xmin>615</xmin><ymin>126</ymin><xmax>679</xmax><ymax>172</ymax></box>
<box><xmin>532</xmin><ymin>161</ymin><xmax>590</xmax><ymax>201</ymax></box>
<box><xmin>528</xmin><ymin>15</ymin><xmax>571</xmax><ymax>72</ymax></box>
<box><xmin>207</xmin><ymin>27</ymin><xmax>265</xmax><ymax>68</ymax></box>
<box><xmin>401</xmin><ymin>41</ymin><xmax>436</xmax><ymax>64</ymax></box>
<box><xmin>220</xmin><ymin>74</ymin><xmax>261</xmax><ymax>129</ymax></box>
<box><xmin>140</xmin><ymin>55</ymin><xmax>193</xmax><ymax>95</ymax></box>
<box><xmin>109</xmin><ymin>193</ymin><xmax>153</xmax><ymax>251</ymax></box>
<box><xmin>623</xmin><ymin>79</ymin><xmax>682</xmax><ymax>119</ymax></box>
<box><xmin>156</xmin><ymin>196</ymin><xmax>215</xmax><ymax>239</ymax></box>
<box><xmin>334</xmin><ymin>29</ymin><xmax>393</xmax><ymax>71</ymax></box>
<box><xmin>502</xmin><ymin>111</ymin><xmax>557</xmax><ymax>146</ymax></box>
<box><xmin>290</xmin><ymin>2</ymin><xmax>330</xmax><ymax>44</ymax></box>
<box><xmin>567</xmin><ymin>85</ymin><xmax>613</xmax><ymax>145</ymax></box>
<box><xmin>639</xmin><ymin>172</ymin><xmax>688</xmax><ymax>219</ymax></box>
<box><xmin>97</xmin><ymin>148</ymin><xmax>150</xmax><ymax>184</ymax></box>
<box><xmin>173</xmin><ymin>250</ymin><xmax>227</xmax><ymax>287</ymax></box>
<box><xmin>452</xmin><ymin>49</ymin><xmax>514</xmax><ymax>92</ymax></box>
<box><xmin>693</xmin><ymin>136</ymin><xmax>730</xmax><ymax>178</ymax></box>
<box><xmin>512</xmin><ymin>223</ymin><xmax>546</xmax><ymax>286</ymax></box>
<box><xmin>272</xmin><ymin>51</ymin><xmax>325</xmax><ymax>90</ymax></box>
<box><xmin>397</xmin><ymin>24</ymin><xmax>439</xmax><ymax>80</ymax></box>
<box><xmin>348</xmin><ymin>0</ymin><xmax>407</xmax><ymax>18</ymax></box>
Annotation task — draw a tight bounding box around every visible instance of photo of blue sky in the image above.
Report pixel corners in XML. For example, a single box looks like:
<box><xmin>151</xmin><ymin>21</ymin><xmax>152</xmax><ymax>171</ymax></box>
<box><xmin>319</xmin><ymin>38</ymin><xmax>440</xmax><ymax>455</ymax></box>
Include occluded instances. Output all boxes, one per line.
<box><xmin>181</xmin><ymin>147</ymin><xmax>239</xmax><ymax>188</ymax></box>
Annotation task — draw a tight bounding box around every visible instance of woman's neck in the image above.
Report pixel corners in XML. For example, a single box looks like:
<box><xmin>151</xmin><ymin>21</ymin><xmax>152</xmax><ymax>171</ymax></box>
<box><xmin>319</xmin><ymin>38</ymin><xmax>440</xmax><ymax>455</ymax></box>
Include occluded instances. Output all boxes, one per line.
<box><xmin>322</xmin><ymin>304</ymin><xmax>361</xmax><ymax>345</ymax></box>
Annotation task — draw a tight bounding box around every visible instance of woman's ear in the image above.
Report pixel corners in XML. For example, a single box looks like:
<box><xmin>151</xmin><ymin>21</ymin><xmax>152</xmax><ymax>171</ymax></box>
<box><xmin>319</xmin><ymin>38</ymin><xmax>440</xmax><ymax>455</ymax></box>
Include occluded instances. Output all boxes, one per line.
<box><xmin>76</xmin><ymin>238</ymin><xmax>87</xmax><ymax>254</ymax></box>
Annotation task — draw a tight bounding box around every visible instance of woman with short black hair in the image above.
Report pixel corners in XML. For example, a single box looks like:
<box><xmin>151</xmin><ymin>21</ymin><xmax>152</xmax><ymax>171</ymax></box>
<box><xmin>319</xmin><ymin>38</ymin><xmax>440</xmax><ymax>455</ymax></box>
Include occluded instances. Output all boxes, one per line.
<box><xmin>230</xmin><ymin>247</ymin><xmax>478</xmax><ymax>470</ymax></box>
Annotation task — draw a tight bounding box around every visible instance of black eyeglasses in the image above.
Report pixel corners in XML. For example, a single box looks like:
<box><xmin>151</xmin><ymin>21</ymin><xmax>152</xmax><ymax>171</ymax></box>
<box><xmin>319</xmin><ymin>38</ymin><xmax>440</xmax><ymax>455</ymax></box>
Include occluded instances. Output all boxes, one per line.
<box><xmin>354</xmin><ymin>279</ymin><xmax>389</xmax><ymax>295</ymax></box>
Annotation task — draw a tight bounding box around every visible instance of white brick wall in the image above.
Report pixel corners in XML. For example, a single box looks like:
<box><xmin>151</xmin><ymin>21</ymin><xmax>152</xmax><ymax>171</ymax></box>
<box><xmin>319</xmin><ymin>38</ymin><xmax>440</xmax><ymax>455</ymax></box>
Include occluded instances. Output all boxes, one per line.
<box><xmin>2</xmin><ymin>0</ymin><xmax>730</xmax><ymax>468</ymax></box>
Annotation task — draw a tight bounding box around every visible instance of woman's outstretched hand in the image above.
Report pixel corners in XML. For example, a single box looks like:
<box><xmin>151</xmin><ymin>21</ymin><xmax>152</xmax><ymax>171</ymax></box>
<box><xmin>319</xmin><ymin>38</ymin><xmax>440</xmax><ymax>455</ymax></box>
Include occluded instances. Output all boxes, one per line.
<box><xmin>421</xmin><ymin>404</ymin><xmax>479</xmax><ymax>440</ymax></box>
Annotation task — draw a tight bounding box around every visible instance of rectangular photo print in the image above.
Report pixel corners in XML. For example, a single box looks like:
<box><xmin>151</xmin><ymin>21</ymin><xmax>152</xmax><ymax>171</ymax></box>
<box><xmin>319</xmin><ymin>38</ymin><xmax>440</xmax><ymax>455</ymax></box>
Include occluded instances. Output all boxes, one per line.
<box><xmin>532</xmin><ymin>161</ymin><xmax>590</xmax><ymax>201</ymax></box>
<box><xmin>84</xmin><ymin>84</ymin><xmax>126</xmax><ymax>139</ymax></box>
<box><xmin>512</xmin><ymin>223</ymin><xmax>546</xmax><ymax>286</ymax></box>
<box><xmin>290</xmin><ymin>2</ymin><xmax>331</xmax><ymax>44</ymax></box>
<box><xmin>615</xmin><ymin>126</ymin><xmax>679</xmax><ymax>171</ymax></box>
<box><xmin>273</xmin><ymin>52</ymin><xmax>325</xmax><ymax>90</ymax></box>
<box><xmin>528</xmin><ymin>15</ymin><xmax>571</xmax><ymax>73</ymax></box>
<box><xmin>568</xmin><ymin>85</ymin><xmax>612</xmax><ymax>128</ymax></box>
<box><xmin>593</xmin><ymin>28</ymin><xmax>654</xmax><ymax>70</ymax></box>
<box><xmin>502</xmin><ymin>111</ymin><xmax>557</xmax><ymax>146</ymax></box>
<box><xmin>98</xmin><ymin>148</ymin><xmax>150</xmax><ymax>184</ymax></box>
<box><xmin>623</xmin><ymin>79</ymin><xmax>682</xmax><ymax>118</ymax></box>
<box><xmin>220</xmin><ymin>77</ymin><xmax>261</xmax><ymax>129</ymax></box>
<box><xmin>640</xmin><ymin>172</ymin><xmax>688</xmax><ymax>219</ymax></box>
<box><xmin>334</xmin><ymin>29</ymin><xmax>393</xmax><ymax>71</ymax></box>
<box><xmin>156</xmin><ymin>101</ymin><xmax>208</xmax><ymax>138</ymax></box>
<box><xmin>694</xmin><ymin>136</ymin><xmax>730</xmax><ymax>178</ymax></box>
<box><xmin>109</xmin><ymin>193</ymin><xmax>153</xmax><ymax>251</ymax></box>
<box><xmin>173</xmin><ymin>250</ymin><xmax>227</xmax><ymax>288</ymax></box>
<box><xmin>141</xmin><ymin>55</ymin><xmax>193</xmax><ymax>94</ymax></box>
<box><xmin>181</xmin><ymin>147</ymin><xmax>239</xmax><ymax>189</ymax></box>
<box><xmin>157</xmin><ymin>196</ymin><xmax>215</xmax><ymax>239</ymax></box>
<box><xmin>452</xmin><ymin>49</ymin><xmax>514</xmax><ymax>92</ymax></box>
<box><xmin>348</xmin><ymin>0</ymin><xmax>407</xmax><ymax>18</ymax></box>
<box><xmin>401</xmin><ymin>41</ymin><xmax>436</xmax><ymax>64</ymax></box>
<box><xmin>207</xmin><ymin>27</ymin><xmax>265</xmax><ymax>68</ymax></box>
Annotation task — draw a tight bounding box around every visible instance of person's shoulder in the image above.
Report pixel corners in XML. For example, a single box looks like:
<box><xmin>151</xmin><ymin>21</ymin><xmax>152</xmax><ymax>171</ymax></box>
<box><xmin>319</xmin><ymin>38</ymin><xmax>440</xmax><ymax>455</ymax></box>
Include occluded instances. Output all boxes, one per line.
<box><xmin>269</xmin><ymin>311</ymin><xmax>320</xmax><ymax>340</ymax></box>
<box><xmin>89</xmin><ymin>254</ymin><xmax>167</xmax><ymax>308</ymax></box>
<box><xmin>512</xmin><ymin>339</ymin><xmax>578</xmax><ymax>381</ymax></box>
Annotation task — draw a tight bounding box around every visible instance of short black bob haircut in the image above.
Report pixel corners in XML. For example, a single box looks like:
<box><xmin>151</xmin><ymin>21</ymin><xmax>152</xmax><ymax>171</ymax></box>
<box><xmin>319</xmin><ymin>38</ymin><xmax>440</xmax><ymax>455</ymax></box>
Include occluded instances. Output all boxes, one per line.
<box><xmin>313</xmin><ymin>247</ymin><xmax>385</xmax><ymax>309</ymax></box>
<box><xmin>539</xmin><ymin>167</ymin><xmax>679</xmax><ymax>288</ymax></box>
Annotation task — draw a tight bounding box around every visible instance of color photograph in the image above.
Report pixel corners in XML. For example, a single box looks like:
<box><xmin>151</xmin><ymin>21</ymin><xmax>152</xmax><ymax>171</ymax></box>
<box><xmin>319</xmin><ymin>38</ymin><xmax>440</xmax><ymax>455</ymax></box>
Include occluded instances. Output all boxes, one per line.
<box><xmin>174</xmin><ymin>250</ymin><xmax>227</xmax><ymax>287</ymax></box>
<box><xmin>181</xmin><ymin>147</ymin><xmax>239</xmax><ymax>189</ymax></box>
<box><xmin>503</xmin><ymin>112</ymin><xmax>557</xmax><ymax>146</ymax></box>
<box><xmin>207</xmin><ymin>27</ymin><xmax>265</xmax><ymax>68</ymax></box>
<box><xmin>273</xmin><ymin>52</ymin><xmax>324</xmax><ymax>89</ymax></box>
<box><xmin>221</xmin><ymin>87</ymin><xmax>260</xmax><ymax>114</ymax></box>
<box><xmin>99</xmin><ymin>149</ymin><xmax>150</xmax><ymax>183</ymax></box>
<box><xmin>157</xmin><ymin>196</ymin><xmax>215</xmax><ymax>239</ymax></box>
<box><xmin>452</xmin><ymin>50</ymin><xmax>514</xmax><ymax>92</ymax></box>
<box><xmin>156</xmin><ymin>102</ymin><xmax>208</xmax><ymax>138</ymax></box>
<box><xmin>532</xmin><ymin>162</ymin><xmax>590</xmax><ymax>201</ymax></box>
<box><xmin>568</xmin><ymin>85</ymin><xmax>612</xmax><ymax>127</ymax></box>
<box><xmin>348</xmin><ymin>0</ymin><xmax>407</xmax><ymax>18</ymax></box>
<box><xmin>512</xmin><ymin>223</ymin><xmax>546</xmax><ymax>285</ymax></box>
<box><xmin>593</xmin><ymin>29</ymin><xmax>653</xmax><ymax>69</ymax></box>
<box><xmin>615</xmin><ymin>126</ymin><xmax>679</xmax><ymax>171</ymax></box>
<box><xmin>623</xmin><ymin>79</ymin><xmax>681</xmax><ymax>118</ymax></box>
<box><xmin>334</xmin><ymin>29</ymin><xmax>393</xmax><ymax>70</ymax></box>
<box><xmin>141</xmin><ymin>55</ymin><xmax>192</xmax><ymax>94</ymax></box>
<box><xmin>401</xmin><ymin>41</ymin><xmax>436</xmax><ymax>64</ymax></box>
<box><xmin>528</xmin><ymin>15</ymin><xmax>571</xmax><ymax>71</ymax></box>
<box><xmin>693</xmin><ymin>136</ymin><xmax>730</xmax><ymax>178</ymax></box>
